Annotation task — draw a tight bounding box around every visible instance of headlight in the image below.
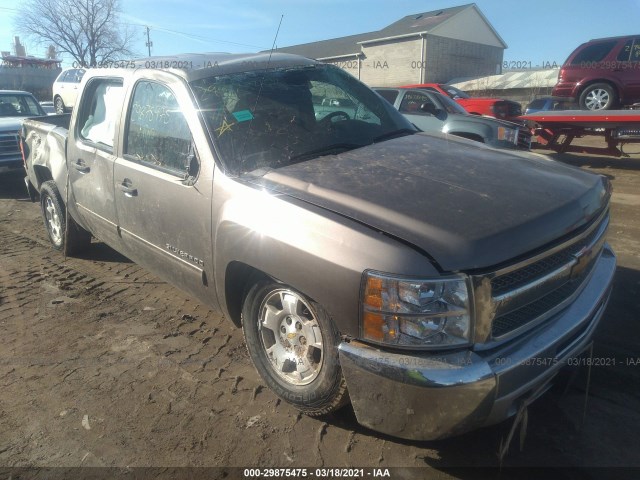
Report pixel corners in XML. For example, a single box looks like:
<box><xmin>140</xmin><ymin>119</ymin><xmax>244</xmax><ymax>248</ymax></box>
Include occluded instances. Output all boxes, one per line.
<box><xmin>361</xmin><ymin>271</ymin><xmax>472</xmax><ymax>349</ymax></box>
<box><xmin>497</xmin><ymin>126</ymin><xmax>518</xmax><ymax>144</ymax></box>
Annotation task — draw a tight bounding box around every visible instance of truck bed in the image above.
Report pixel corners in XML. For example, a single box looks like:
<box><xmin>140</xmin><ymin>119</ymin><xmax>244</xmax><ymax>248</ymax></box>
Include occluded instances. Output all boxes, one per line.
<box><xmin>22</xmin><ymin>113</ymin><xmax>71</xmax><ymax>193</ymax></box>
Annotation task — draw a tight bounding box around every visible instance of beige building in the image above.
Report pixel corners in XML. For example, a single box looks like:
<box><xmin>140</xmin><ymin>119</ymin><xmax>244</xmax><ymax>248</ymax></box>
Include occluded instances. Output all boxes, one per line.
<box><xmin>275</xmin><ymin>3</ymin><xmax>507</xmax><ymax>87</ymax></box>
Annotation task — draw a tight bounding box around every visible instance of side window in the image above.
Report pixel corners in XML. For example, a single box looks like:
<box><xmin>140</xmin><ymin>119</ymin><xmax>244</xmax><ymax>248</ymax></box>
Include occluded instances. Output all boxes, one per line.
<box><xmin>617</xmin><ymin>39</ymin><xmax>633</xmax><ymax>61</ymax></box>
<box><xmin>571</xmin><ymin>41</ymin><xmax>617</xmax><ymax>64</ymax></box>
<box><xmin>59</xmin><ymin>71</ymin><xmax>71</xmax><ymax>82</ymax></box>
<box><xmin>77</xmin><ymin>78</ymin><xmax>124</xmax><ymax>151</ymax></box>
<box><xmin>632</xmin><ymin>39</ymin><xmax>640</xmax><ymax>62</ymax></box>
<box><xmin>399</xmin><ymin>91</ymin><xmax>432</xmax><ymax>113</ymax></box>
<box><xmin>310</xmin><ymin>80</ymin><xmax>381</xmax><ymax>124</ymax></box>
<box><xmin>376</xmin><ymin>90</ymin><xmax>399</xmax><ymax>105</ymax></box>
<box><xmin>75</xmin><ymin>69</ymin><xmax>86</xmax><ymax>83</ymax></box>
<box><xmin>125</xmin><ymin>81</ymin><xmax>195</xmax><ymax>176</ymax></box>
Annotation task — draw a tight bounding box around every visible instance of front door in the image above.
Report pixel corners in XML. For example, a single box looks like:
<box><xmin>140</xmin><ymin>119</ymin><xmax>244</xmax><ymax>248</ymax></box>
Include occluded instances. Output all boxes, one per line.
<box><xmin>113</xmin><ymin>76</ymin><xmax>214</xmax><ymax>302</ymax></box>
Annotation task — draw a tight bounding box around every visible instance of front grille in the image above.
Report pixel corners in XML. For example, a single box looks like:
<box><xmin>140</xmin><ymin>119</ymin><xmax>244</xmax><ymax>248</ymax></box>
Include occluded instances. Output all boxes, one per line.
<box><xmin>475</xmin><ymin>210</ymin><xmax>609</xmax><ymax>341</ymax></box>
<box><xmin>491</xmin><ymin>221</ymin><xmax>602</xmax><ymax>296</ymax></box>
<box><xmin>0</xmin><ymin>133</ymin><xmax>20</xmax><ymax>161</ymax></box>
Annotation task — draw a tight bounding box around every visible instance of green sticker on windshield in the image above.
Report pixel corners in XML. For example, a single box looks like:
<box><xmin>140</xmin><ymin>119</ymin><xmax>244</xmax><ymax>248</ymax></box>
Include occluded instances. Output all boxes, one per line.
<box><xmin>232</xmin><ymin>109</ymin><xmax>254</xmax><ymax>122</ymax></box>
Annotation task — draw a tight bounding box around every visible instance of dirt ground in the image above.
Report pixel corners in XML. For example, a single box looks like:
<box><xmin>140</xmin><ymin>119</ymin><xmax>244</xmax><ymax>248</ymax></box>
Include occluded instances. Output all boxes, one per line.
<box><xmin>1</xmin><ymin>137</ymin><xmax>639</xmax><ymax>479</ymax></box>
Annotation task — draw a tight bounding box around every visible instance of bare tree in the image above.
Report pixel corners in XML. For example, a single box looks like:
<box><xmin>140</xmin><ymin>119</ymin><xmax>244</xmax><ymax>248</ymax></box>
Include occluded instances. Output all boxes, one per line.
<box><xmin>16</xmin><ymin>0</ymin><xmax>136</xmax><ymax>66</ymax></box>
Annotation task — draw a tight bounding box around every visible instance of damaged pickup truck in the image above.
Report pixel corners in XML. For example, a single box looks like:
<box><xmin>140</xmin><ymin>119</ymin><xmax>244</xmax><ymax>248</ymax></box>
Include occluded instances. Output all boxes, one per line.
<box><xmin>22</xmin><ymin>53</ymin><xmax>615</xmax><ymax>440</ymax></box>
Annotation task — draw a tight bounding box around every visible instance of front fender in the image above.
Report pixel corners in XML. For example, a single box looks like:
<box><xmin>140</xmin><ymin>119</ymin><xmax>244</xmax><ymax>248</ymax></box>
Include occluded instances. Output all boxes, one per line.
<box><xmin>212</xmin><ymin>176</ymin><xmax>438</xmax><ymax>337</ymax></box>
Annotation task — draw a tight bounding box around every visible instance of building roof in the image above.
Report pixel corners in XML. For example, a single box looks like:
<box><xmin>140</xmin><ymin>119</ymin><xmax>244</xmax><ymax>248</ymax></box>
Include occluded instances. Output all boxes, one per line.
<box><xmin>371</xmin><ymin>4</ymin><xmax>471</xmax><ymax>40</ymax></box>
<box><xmin>449</xmin><ymin>69</ymin><xmax>561</xmax><ymax>91</ymax></box>
<box><xmin>274</xmin><ymin>3</ymin><xmax>505</xmax><ymax>60</ymax></box>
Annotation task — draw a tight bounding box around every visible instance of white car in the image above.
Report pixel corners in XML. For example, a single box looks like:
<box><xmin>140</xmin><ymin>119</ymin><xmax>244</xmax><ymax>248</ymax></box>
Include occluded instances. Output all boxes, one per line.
<box><xmin>52</xmin><ymin>68</ymin><xmax>85</xmax><ymax>114</ymax></box>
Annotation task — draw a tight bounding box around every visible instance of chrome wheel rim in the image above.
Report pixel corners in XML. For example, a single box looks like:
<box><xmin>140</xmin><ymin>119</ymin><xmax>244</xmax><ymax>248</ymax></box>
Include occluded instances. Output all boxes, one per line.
<box><xmin>585</xmin><ymin>89</ymin><xmax>610</xmax><ymax>110</ymax></box>
<box><xmin>258</xmin><ymin>289</ymin><xmax>323</xmax><ymax>386</ymax></box>
<box><xmin>44</xmin><ymin>196</ymin><xmax>63</xmax><ymax>245</ymax></box>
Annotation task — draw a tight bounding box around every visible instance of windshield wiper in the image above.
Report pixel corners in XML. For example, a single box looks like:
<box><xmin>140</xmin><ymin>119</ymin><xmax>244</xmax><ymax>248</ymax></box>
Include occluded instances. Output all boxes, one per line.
<box><xmin>286</xmin><ymin>143</ymin><xmax>363</xmax><ymax>164</ymax></box>
<box><xmin>373</xmin><ymin>128</ymin><xmax>416</xmax><ymax>143</ymax></box>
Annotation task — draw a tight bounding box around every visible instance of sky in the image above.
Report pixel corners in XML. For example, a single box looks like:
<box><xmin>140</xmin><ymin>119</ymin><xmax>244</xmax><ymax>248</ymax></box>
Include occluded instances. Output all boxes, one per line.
<box><xmin>0</xmin><ymin>0</ymin><xmax>639</xmax><ymax>68</ymax></box>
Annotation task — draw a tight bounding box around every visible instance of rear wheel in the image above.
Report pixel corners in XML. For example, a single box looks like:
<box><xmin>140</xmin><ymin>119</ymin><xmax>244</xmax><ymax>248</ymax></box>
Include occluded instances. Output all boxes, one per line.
<box><xmin>579</xmin><ymin>83</ymin><xmax>616</xmax><ymax>111</ymax></box>
<box><xmin>242</xmin><ymin>281</ymin><xmax>348</xmax><ymax>416</ymax></box>
<box><xmin>54</xmin><ymin>96</ymin><xmax>65</xmax><ymax>114</ymax></box>
<box><xmin>40</xmin><ymin>181</ymin><xmax>91</xmax><ymax>255</ymax></box>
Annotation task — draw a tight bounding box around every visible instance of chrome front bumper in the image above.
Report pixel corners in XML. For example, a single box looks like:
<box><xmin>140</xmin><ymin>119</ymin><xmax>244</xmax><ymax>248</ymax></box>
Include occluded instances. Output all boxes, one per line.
<box><xmin>338</xmin><ymin>244</ymin><xmax>616</xmax><ymax>441</ymax></box>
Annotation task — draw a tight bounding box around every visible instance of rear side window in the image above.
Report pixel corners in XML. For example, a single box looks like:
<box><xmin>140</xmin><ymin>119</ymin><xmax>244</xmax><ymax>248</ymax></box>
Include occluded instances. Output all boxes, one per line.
<box><xmin>124</xmin><ymin>81</ymin><xmax>194</xmax><ymax>176</ymax></box>
<box><xmin>376</xmin><ymin>90</ymin><xmax>399</xmax><ymax>105</ymax></box>
<box><xmin>77</xmin><ymin>78</ymin><xmax>124</xmax><ymax>151</ymax></box>
<box><xmin>617</xmin><ymin>39</ymin><xmax>634</xmax><ymax>61</ymax></box>
<box><xmin>571</xmin><ymin>41</ymin><xmax>617</xmax><ymax>64</ymax></box>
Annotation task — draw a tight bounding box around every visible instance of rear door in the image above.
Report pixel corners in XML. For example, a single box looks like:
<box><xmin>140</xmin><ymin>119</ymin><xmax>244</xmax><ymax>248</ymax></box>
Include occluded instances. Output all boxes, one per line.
<box><xmin>67</xmin><ymin>76</ymin><xmax>124</xmax><ymax>247</ymax></box>
<box><xmin>113</xmin><ymin>73</ymin><xmax>214</xmax><ymax>299</ymax></box>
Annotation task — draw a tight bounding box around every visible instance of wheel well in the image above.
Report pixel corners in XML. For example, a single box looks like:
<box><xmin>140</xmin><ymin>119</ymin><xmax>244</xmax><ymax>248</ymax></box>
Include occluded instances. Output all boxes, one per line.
<box><xmin>33</xmin><ymin>165</ymin><xmax>53</xmax><ymax>190</ymax></box>
<box><xmin>224</xmin><ymin>262</ymin><xmax>270</xmax><ymax>327</ymax></box>
<box><xmin>450</xmin><ymin>132</ymin><xmax>485</xmax><ymax>143</ymax></box>
<box><xmin>579</xmin><ymin>80</ymin><xmax>619</xmax><ymax>99</ymax></box>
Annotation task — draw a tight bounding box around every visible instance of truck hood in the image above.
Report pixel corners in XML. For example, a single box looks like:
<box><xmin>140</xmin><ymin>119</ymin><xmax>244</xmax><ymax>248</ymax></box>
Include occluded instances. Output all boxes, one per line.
<box><xmin>245</xmin><ymin>132</ymin><xmax>609</xmax><ymax>271</ymax></box>
<box><xmin>0</xmin><ymin>117</ymin><xmax>26</xmax><ymax>132</ymax></box>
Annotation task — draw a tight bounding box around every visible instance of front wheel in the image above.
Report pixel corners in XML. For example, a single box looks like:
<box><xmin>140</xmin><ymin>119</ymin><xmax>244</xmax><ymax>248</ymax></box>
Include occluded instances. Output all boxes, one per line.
<box><xmin>40</xmin><ymin>181</ymin><xmax>91</xmax><ymax>255</ymax></box>
<box><xmin>242</xmin><ymin>281</ymin><xmax>348</xmax><ymax>416</ymax></box>
<box><xmin>579</xmin><ymin>83</ymin><xmax>616</xmax><ymax>110</ymax></box>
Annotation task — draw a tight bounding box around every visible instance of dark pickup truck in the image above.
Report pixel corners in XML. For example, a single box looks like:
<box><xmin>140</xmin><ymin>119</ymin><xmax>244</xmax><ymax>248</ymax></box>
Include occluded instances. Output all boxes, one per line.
<box><xmin>22</xmin><ymin>53</ymin><xmax>615</xmax><ymax>440</ymax></box>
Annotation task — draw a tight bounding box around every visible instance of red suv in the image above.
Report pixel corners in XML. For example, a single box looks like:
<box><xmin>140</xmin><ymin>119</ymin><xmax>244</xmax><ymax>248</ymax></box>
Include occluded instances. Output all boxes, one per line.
<box><xmin>399</xmin><ymin>83</ymin><xmax>523</xmax><ymax>123</ymax></box>
<box><xmin>552</xmin><ymin>35</ymin><xmax>640</xmax><ymax>110</ymax></box>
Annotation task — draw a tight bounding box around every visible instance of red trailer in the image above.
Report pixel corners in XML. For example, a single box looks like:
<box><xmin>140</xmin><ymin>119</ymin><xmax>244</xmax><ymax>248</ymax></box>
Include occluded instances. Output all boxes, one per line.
<box><xmin>521</xmin><ymin>110</ymin><xmax>640</xmax><ymax>157</ymax></box>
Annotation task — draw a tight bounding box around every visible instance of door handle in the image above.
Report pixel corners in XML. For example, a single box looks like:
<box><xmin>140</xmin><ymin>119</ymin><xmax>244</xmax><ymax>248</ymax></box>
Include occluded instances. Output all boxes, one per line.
<box><xmin>120</xmin><ymin>179</ymin><xmax>138</xmax><ymax>197</ymax></box>
<box><xmin>74</xmin><ymin>159</ymin><xmax>90</xmax><ymax>174</ymax></box>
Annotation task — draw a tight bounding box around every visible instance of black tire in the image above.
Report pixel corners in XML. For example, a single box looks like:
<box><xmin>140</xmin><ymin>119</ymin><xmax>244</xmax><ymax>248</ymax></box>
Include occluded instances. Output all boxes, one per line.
<box><xmin>40</xmin><ymin>181</ymin><xmax>91</xmax><ymax>255</ymax></box>
<box><xmin>54</xmin><ymin>96</ymin><xmax>65</xmax><ymax>115</ymax></box>
<box><xmin>242</xmin><ymin>280</ymin><xmax>348</xmax><ymax>416</ymax></box>
<box><xmin>579</xmin><ymin>83</ymin><xmax>617</xmax><ymax>111</ymax></box>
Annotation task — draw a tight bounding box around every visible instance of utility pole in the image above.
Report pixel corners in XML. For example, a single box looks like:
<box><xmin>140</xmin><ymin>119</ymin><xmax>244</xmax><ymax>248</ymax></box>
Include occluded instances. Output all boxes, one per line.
<box><xmin>145</xmin><ymin>26</ymin><xmax>152</xmax><ymax>57</ymax></box>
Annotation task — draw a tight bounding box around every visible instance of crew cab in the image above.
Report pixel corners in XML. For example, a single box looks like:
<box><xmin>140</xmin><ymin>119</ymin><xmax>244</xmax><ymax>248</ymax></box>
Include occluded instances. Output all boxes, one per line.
<box><xmin>22</xmin><ymin>53</ymin><xmax>615</xmax><ymax>440</ymax></box>
<box><xmin>400</xmin><ymin>83</ymin><xmax>523</xmax><ymax>123</ymax></box>
<box><xmin>375</xmin><ymin>87</ymin><xmax>531</xmax><ymax>150</ymax></box>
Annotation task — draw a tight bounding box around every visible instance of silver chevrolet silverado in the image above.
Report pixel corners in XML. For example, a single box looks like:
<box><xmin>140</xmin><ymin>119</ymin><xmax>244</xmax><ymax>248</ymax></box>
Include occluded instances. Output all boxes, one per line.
<box><xmin>21</xmin><ymin>53</ymin><xmax>616</xmax><ymax>440</ymax></box>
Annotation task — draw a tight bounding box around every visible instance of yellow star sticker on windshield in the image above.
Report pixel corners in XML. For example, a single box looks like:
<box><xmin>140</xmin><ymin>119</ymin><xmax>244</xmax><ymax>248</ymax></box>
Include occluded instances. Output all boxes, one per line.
<box><xmin>215</xmin><ymin>119</ymin><xmax>234</xmax><ymax>137</ymax></box>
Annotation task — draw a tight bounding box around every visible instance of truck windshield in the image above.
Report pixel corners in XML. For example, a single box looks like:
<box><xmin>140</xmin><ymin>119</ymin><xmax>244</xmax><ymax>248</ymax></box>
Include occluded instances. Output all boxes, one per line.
<box><xmin>190</xmin><ymin>64</ymin><xmax>416</xmax><ymax>174</ymax></box>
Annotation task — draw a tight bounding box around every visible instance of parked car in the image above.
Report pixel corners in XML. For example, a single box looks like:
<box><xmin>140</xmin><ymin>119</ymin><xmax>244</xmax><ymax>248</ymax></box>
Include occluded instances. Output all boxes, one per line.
<box><xmin>22</xmin><ymin>53</ymin><xmax>615</xmax><ymax>441</ymax></box>
<box><xmin>52</xmin><ymin>68</ymin><xmax>86</xmax><ymax>114</ymax></box>
<box><xmin>0</xmin><ymin>90</ymin><xmax>46</xmax><ymax>174</ymax></box>
<box><xmin>552</xmin><ymin>35</ymin><xmax>640</xmax><ymax>110</ymax></box>
<box><xmin>399</xmin><ymin>83</ymin><xmax>523</xmax><ymax>122</ymax></box>
<box><xmin>524</xmin><ymin>97</ymin><xmax>571</xmax><ymax>115</ymax></box>
<box><xmin>39</xmin><ymin>101</ymin><xmax>56</xmax><ymax>115</ymax></box>
<box><xmin>375</xmin><ymin>87</ymin><xmax>531</xmax><ymax>150</ymax></box>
